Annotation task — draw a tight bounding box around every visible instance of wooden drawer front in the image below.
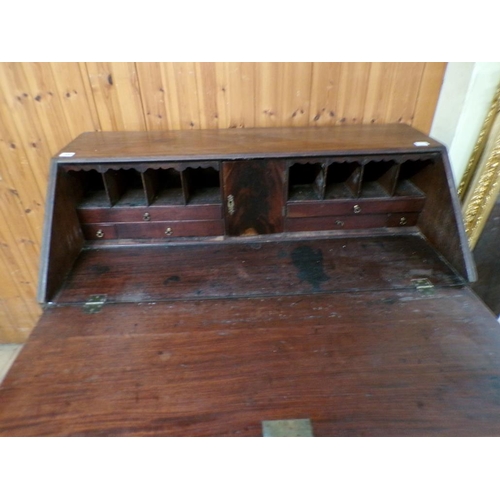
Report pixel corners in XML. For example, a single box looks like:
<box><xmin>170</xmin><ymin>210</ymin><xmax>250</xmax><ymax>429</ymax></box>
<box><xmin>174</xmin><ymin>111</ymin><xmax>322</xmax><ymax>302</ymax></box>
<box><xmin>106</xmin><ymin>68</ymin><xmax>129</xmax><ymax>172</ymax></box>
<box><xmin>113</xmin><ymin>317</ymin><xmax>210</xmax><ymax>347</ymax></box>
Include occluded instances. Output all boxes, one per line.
<box><xmin>286</xmin><ymin>214</ymin><xmax>391</xmax><ymax>232</ymax></box>
<box><xmin>77</xmin><ymin>204</ymin><xmax>222</xmax><ymax>224</ymax></box>
<box><xmin>287</xmin><ymin>197</ymin><xmax>425</xmax><ymax>218</ymax></box>
<box><xmin>82</xmin><ymin>223</ymin><xmax>117</xmax><ymax>240</ymax></box>
<box><xmin>115</xmin><ymin>220</ymin><xmax>224</xmax><ymax>239</ymax></box>
<box><xmin>387</xmin><ymin>212</ymin><xmax>420</xmax><ymax>227</ymax></box>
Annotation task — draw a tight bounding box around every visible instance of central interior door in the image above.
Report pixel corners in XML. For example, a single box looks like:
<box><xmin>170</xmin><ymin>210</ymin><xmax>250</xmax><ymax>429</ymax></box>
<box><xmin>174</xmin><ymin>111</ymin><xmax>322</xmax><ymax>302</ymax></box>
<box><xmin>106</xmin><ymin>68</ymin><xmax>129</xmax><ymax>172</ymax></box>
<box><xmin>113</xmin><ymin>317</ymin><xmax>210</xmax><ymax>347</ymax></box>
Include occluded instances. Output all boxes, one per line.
<box><xmin>222</xmin><ymin>159</ymin><xmax>286</xmax><ymax>236</ymax></box>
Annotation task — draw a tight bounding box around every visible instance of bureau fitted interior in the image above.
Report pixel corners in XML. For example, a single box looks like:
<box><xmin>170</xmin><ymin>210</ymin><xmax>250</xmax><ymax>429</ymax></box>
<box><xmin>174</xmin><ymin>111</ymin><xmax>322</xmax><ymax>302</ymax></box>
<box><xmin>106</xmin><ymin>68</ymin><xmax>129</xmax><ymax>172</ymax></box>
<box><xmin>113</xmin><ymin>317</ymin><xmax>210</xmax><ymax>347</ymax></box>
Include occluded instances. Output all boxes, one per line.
<box><xmin>62</xmin><ymin>153</ymin><xmax>435</xmax><ymax>242</ymax></box>
<box><xmin>38</xmin><ymin>126</ymin><xmax>475</xmax><ymax>305</ymax></box>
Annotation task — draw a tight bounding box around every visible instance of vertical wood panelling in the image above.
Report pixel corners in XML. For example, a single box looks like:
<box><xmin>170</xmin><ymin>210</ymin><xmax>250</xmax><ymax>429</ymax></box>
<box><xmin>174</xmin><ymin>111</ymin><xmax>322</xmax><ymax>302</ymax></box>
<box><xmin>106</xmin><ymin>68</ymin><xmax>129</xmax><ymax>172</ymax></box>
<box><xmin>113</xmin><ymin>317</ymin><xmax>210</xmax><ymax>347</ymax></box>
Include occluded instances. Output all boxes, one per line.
<box><xmin>86</xmin><ymin>62</ymin><xmax>146</xmax><ymax>131</ymax></box>
<box><xmin>164</xmin><ymin>63</ymin><xmax>201</xmax><ymax>130</ymax></box>
<box><xmin>49</xmin><ymin>62</ymin><xmax>101</xmax><ymax>137</ymax></box>
<box><xmin>412</xmin><ymin>62</ymin><xmax>448</xmax><ymax>133</ymax></box>
<box><xmin>231</xmin><ymin>62</ymin><xmax>256</xmax><ymax>128</ymax></box>
<box><xmin>383</xmin><ymin>62</ymin><xmax>426</xmax><ymax>124</ymax></box>
<box><xmin>364</xmin><ymin>62</ymin><xmax>398</xmax><ymax>125</ymax></box>
<box><xmin>135</xmin><ymin>63</ymin><xmax>168</xmax><ymax>131</ymax></box>
<box><xmin>336</xmin><ymin>63</ymin><xmax>372</xmax><ymax>125</ymax></box>
<box><xmin>280</xmin><ymin>63</ymin><xmax>313</xmax><ymax>127</ymax></box>
<box><xmin>194</xmin><ymin>63</ymin><xmax>219</xmax><ymax>130</ymax></box>
<box><xmin>255</xmin><ymin>63</ymin><xmax>282</xmax><ymax>128</ymax></box>
<box><xmin>0</xmin><ymin>62</ymin><xmax>447</xmax><ymax>343</ymax></box>
<box><xmin>309</xmin><ymin>63</ymin><xmax>342</xmax><ymax>126</ymax></box>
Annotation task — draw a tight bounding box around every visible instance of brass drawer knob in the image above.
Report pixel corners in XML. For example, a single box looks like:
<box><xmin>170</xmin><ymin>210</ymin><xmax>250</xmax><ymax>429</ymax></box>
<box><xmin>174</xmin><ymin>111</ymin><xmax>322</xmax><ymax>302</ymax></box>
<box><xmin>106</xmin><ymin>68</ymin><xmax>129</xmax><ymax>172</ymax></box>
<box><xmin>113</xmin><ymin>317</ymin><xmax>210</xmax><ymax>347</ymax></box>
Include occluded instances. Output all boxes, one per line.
<box><xmin>335</xmin><ymin>220</ymin><xmax>344</xmax><ymax>227</ymax></box>
<box><xmin>165</xmin><ymin>227</ymin><xmax>173</xmax><ymax>236</ymax></box>
<box><xmin>400</xmin><ymin>217</ymin><xmax>407</xmax><ymax>226</ymax></box>
<box><xmin>96</xmin><ymin>229</ymin><xmax>104</xmax><ymax>238</ymax></box>
<box><xmin>143</xmin><ymin>212</ymin><xmax>151</xmax><ymax>221</ymax></box>
<box><xmin>353</xmin><ymin>204</ymin><xmax>361</xmax><ymax>214</ymax></box>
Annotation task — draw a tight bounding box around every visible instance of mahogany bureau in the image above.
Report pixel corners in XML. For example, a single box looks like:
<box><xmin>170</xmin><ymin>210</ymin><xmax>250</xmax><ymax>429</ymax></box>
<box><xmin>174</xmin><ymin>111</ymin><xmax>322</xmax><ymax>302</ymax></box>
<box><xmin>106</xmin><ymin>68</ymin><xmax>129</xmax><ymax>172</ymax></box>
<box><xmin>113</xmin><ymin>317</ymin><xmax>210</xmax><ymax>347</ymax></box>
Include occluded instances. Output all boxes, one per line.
<box><xmin>1</xmin><ymin>124</ymin><xmax>500</xmax><ymax>436</ymax></box>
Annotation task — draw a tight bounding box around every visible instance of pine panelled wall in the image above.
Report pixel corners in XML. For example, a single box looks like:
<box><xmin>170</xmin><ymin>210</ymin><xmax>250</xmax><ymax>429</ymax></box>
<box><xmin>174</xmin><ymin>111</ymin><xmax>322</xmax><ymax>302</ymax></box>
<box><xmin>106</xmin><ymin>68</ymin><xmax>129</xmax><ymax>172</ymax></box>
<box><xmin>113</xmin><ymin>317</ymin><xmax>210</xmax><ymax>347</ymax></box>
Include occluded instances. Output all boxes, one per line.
<box><xmin>0</xmin><ymin>62</ymin><xmax>446</xmax><ymax>343</ymax></box>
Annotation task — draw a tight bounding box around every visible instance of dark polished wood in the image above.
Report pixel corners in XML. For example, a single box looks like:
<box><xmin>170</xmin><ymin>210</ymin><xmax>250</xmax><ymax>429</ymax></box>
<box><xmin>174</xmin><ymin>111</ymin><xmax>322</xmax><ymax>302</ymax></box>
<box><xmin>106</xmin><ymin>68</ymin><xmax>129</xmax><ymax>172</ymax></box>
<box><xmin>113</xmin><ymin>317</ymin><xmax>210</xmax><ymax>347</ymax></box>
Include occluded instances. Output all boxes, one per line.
<box><xmin>77</xmin><ymin>204</ymin><xmax>222</xmax><ymax>224</ymax></box>
<box><xmin>222</xmin><ymin>160</ymin><xmax>286</xmax><ymax>236</ymax></box>
<box><xmin>286</xmin><ymin>214</ymin><xmax>396</xmax><ymax>232</ymax></box>
<box><xmin>287</xmin><ymin>197</ymin><xmax>425</xmax><ymax>218</ymax></box>
<box><xmin>17</xmin><ymin>124</ymin><xmax>499</xmax><ymax>437</ymax></box>
<box><xmin>53</xmin><ymin>235</ymin><xmax>463</xmax><ymax>305</ymax></box>
<box><xmin>55</xmin><ymin>125</ymin><xmax>443</xmax><ymax>162</ymax></box>
<box><xmin>2</xmin><ymin>287</ymin><xmax>500</xmax><ymax>437</ymax></box>
<box><xmin>37</xmin><ymin>167</ymin><xmax>85</xmax><ymax>303</ymax></box>
<box><xmin>82</xmin><ymin>220</ymin><xmax>224</xmax><ymax>240</ymax></box>
<box><xmin>412</xmin><ymin>155</ymin><xmax>476</xmax><ymax>281</ymax></box>
<box><xmin>39</xmin><ymin>125</ymin><xmax>475</xmax><ymax>303</ymax></box>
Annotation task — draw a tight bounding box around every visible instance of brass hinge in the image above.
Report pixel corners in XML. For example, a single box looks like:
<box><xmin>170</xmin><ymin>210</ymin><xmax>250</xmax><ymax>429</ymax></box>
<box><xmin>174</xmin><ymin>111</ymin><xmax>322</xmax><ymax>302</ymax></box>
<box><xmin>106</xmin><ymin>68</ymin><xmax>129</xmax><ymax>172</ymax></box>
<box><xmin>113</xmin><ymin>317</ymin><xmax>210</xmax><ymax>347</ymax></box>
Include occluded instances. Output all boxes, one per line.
<box><xmin>411</xmin><ymin>278</ymin><xmax>435</xmax><ymax>295</ymax></box>
<box><xmin>83</xmin><ymin>294</ymin><xmax>107</xmax><ymax>314</ymax></box>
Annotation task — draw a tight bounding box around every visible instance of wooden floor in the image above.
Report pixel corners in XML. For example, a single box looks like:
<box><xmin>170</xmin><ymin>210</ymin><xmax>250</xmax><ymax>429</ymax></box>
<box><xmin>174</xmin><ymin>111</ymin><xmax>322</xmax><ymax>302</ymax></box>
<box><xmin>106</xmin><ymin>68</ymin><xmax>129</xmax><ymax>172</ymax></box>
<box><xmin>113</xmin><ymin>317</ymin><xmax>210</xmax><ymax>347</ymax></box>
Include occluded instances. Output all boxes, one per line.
<box><xmin>2</xmin><ymin>285</ymin><xmax>500</xmax><ymax>436</ymax></box>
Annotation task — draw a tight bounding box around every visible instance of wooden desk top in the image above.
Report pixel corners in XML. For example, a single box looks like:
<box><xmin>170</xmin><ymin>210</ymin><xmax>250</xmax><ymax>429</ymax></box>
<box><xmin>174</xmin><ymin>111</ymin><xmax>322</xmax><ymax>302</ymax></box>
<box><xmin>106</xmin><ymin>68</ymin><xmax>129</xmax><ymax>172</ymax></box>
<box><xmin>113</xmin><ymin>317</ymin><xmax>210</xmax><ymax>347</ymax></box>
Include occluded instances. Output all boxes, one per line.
<box><xmin>54</xmin><ymin>124</ymin><xmax>443</xmax><ymax>162</ymax></box>
<box><xmin>1</xmin><ymin>285</ymin><xmax>499</xmax><ymax>436</ymax></box>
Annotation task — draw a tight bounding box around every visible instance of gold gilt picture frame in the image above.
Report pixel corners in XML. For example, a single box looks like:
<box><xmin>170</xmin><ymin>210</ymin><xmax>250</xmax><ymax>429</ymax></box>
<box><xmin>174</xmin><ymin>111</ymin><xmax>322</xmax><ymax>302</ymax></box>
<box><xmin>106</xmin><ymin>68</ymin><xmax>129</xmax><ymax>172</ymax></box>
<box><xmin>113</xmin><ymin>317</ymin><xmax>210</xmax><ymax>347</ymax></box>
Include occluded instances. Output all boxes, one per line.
<box><xmin>460</xmin><ymin>83</ymin><xmax>500</xmax><ymax>249</ymax></box>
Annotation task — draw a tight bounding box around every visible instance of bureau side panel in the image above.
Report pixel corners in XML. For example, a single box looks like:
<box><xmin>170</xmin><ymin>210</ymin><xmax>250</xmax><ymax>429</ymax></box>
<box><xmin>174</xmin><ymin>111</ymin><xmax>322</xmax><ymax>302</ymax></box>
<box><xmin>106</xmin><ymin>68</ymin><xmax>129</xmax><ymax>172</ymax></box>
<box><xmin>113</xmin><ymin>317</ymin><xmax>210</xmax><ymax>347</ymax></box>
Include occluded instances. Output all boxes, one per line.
<box><xmin>37</xmin><ymin>162</ymin><xmax>84</xmax><ymax>303</ymax></box>
<box><xmin>413</xmin><ymin>150</ymin><xmax>476</xmax><ymax>282</ymax></box>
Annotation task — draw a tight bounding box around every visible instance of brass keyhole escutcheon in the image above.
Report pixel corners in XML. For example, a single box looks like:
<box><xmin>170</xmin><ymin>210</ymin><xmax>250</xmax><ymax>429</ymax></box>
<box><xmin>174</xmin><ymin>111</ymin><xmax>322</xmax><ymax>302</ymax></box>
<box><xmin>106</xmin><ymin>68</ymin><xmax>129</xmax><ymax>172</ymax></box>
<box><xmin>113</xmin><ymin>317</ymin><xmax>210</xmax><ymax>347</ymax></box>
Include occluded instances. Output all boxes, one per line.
<box><xmin>165</xmin><ymin>227</ymin><xmax>173</xmax><ymax>236</ymax></box>
<box><xmin>143</xmin><ymin>212</ymin><xmax>151</xmax><ymax>221</ymax></box>
<box><xmin>227</xmin><ymin>194</ymin><xmax>235</xmax><ymax>215</ymax></box>
<box><xmin>400</xmin><ymin>217</ymin><xmax>407</xmax><ymax>226</ymax></box>
<box><xmin>96</xmin><ymin>229</ymin><xmax>104</xmax><ymax>238</ymax></box>
<box><xmin>353</xmin><ymin>204</ymin><xmax>361</xmax><ymax>214</ymax></box>
<box><xmin>335</xmin><ymin>220</ymin><xmax>344</xmax><ymax>227</ymax></box>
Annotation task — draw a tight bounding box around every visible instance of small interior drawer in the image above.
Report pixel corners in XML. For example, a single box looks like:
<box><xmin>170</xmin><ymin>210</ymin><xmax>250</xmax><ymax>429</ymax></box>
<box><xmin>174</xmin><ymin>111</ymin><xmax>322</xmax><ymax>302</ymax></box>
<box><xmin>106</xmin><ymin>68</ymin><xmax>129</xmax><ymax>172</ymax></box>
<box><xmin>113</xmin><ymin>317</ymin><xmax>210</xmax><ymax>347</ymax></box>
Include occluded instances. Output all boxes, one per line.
<box><xmin>285</xmin><ymin>214</ymin><xmax>390</xmax><ymax>232</ymax></box>
<box><xmin>114</xmin><ymin>220</ymin><xmax>224</xmax><ymax>239</ymax></box>
<box><xmin>77</xmin><ymin>204</ymin><xmax>222</xmax><ymax>224</ymax></box>
<box><xmin>287</xmin><ymin>197</ymin><xmax>425</xmax><ymax>218</ymax></box>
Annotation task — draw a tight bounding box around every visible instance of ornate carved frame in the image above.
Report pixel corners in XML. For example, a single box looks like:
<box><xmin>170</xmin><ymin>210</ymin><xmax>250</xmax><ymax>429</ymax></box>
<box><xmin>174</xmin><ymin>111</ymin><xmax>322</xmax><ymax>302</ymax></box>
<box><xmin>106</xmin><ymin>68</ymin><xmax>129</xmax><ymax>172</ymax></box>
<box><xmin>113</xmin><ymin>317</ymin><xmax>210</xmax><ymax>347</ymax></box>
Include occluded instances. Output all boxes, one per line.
<box><xmin>460</xmin><ymin>83</ymin><xmax>500</xmax><ymax>249</ymax></box>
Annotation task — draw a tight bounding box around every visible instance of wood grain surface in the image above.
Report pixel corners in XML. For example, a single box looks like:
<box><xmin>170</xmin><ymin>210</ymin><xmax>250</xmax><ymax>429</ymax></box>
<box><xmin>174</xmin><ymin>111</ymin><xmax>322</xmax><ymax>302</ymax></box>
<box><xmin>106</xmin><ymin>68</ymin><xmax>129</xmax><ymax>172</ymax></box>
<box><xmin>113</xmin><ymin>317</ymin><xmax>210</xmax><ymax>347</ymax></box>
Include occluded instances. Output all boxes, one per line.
<box><xmin>1</xmin><ymin>286</ymin><xmax>499</xmax><ymax>436</ymax></box>
<box><xmin>222</xmin><ymin>160</ymin><xmax>285</xmax><ymax>236</ymax></box>
<box><xmin>51</xmin><ymin>235</ymin><xmax>464</xmax><ymax>304</ymax></box>
<box><xmin>53</xmin><ymin>125</ymin><xmax>443</xmax><ymax>162</ymax></box>
<box><xmin>0</xmin><ymin>62</ymin><xmax>447</xmax><ymax>342</ymax></box>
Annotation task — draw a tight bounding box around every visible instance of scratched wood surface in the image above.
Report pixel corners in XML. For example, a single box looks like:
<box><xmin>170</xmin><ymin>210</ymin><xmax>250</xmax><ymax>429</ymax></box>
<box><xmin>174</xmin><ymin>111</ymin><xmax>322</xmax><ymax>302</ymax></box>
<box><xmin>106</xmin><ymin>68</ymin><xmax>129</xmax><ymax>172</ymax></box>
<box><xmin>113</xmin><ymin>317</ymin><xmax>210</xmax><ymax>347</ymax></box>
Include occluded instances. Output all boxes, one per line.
<box><xmin>53</xmin><ymin>235</ymin><xmax>464</xmax><ymax>305</ymax></box>
<box><xmin>0</xmin><ymin>62</ymin><xmax>446</xmax><ymax>342</ymax></box>
<box><xmin>1</xmin><ymin>286</ymin><xmax>500</xmax><ymax>436</ymax></box>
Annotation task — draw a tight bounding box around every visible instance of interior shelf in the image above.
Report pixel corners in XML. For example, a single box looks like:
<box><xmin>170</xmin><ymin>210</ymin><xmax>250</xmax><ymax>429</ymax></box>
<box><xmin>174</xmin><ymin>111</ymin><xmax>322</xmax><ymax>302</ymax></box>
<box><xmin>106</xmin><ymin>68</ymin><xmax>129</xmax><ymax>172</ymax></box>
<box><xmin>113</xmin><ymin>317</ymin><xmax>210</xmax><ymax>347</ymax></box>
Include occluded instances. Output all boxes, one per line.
<box><xmin>72</xmin><ymin>163</ymin><xmax>222</xmax><ymax>209</ymax></box>
<box><xmin>325</xmin><ymin>161</ymin><xmax>362</xmax><ymax>199</ymax></box>
<box><xmin>395</xmin><ymin>158</ymin><xmax>433</xmax><ymax>197</ymax></box>
<box><xmin>184</xmin><ymin>166</ymin><xmax>221</xmax><ymax>205</ymax></box>
<box><xmin>288</xmin><ymin>161</ymin><xmax>326</xmax><ymax>201</ymax></box>
<box><xmin>146</xmin><ymin>169</ymin><xmax>185</xmax><ymax>206</ymax></box>
<box><xmin>70</xmin><ymin>170</ymin><xmax>110</xmax><ymax>208</ymax></box>
<box><xmin>109</xmin><ymin>169</ymin><xmax>146</xmax><ymax>207</ymax></box>
<box><xmin>287</xmin><ymin>156</ymin><xmax>434</xmax><ymax>202</ymax></box>
<box><xmin>359</xmin><ymin>160</ymin><xmax>398</xmax><ymax>198</ymax></box>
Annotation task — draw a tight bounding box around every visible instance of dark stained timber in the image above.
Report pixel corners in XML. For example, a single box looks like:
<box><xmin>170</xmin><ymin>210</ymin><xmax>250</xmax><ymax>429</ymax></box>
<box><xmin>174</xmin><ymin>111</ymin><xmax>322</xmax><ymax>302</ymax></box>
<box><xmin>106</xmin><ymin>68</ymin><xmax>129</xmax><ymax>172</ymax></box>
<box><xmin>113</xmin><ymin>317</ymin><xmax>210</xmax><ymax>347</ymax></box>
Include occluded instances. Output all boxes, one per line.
<box><xmin>1</xmin><ymin>288</ymin><xmax>500</xmax><ymax>436</ymax></box>
<box><xmin>12</xmin><ymin>124</ymin><xmax>498</xmax><ymax>437</ymax></box>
